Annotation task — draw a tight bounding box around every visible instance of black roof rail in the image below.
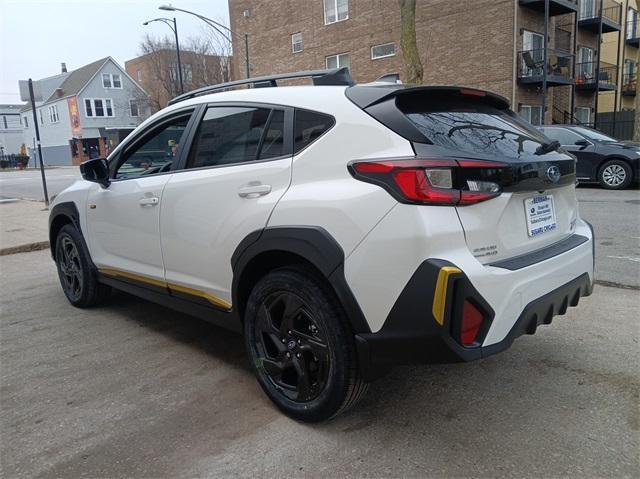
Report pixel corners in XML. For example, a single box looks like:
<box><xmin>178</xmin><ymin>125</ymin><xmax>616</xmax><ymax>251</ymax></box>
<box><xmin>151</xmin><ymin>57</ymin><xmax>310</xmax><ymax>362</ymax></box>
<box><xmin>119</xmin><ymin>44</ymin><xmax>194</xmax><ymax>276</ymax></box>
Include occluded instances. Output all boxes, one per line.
<box><xmin>167</xmin><ymin>67</ymin><xmax>354</xmax><ymax>105</ymax></box>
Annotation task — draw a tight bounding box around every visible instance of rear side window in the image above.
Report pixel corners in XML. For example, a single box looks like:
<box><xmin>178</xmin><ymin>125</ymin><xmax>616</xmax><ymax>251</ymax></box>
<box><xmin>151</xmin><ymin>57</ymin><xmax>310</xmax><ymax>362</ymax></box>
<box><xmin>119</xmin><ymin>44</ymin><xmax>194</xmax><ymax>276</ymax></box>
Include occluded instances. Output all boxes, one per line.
<box><xmin>399</xmin><ymin>96</ymin><xmax>548</xmax><ymax>158</ymax></box>
<box><xmin>294</xmin><ymin>109</ymin><xmax>335</xmax><ymax>153</ymax></box>
<box><xmin>187</xmin><ymin>106</ymin><xmax>285</xmax><ymax>168</ymax></box>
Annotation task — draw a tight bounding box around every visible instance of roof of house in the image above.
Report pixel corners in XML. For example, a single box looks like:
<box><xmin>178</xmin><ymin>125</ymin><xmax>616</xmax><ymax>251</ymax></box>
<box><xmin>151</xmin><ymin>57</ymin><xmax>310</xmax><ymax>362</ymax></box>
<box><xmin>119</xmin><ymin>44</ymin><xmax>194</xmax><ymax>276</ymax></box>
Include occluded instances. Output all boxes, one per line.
<box><xmin>42</xmin><ymin>57</ymin><xmax>110</xmax><ymax>104</ymax></box>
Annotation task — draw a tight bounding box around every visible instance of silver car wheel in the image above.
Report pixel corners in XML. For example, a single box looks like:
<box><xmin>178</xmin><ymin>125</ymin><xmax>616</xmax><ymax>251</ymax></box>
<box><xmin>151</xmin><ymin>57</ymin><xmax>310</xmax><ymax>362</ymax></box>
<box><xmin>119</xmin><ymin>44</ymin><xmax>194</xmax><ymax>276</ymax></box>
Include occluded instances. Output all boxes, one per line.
<box><xmin>602</xmin><ymin>164</ymin><xmax>626</xmax><ymax>186</ymax></box>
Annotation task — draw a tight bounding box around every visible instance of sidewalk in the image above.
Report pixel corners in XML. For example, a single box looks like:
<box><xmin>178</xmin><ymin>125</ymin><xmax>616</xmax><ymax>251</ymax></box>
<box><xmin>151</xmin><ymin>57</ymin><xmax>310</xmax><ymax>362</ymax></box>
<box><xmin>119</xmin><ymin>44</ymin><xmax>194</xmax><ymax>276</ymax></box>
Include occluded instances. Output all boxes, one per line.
<box><xmin>0</xmin><ymin>200</ymin><xmax>49</xmax><ymax>255</ymax></box>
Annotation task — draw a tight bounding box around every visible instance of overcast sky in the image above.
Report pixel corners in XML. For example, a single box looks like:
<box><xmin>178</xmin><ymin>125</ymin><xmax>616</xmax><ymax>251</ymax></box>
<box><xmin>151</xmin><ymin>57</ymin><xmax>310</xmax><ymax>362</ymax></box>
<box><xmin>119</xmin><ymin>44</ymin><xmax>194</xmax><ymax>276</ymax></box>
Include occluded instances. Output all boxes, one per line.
<box><xmin>0</xmin><ymin>0</ymin><xmax>230</xmax><ymax>104</ymax></box>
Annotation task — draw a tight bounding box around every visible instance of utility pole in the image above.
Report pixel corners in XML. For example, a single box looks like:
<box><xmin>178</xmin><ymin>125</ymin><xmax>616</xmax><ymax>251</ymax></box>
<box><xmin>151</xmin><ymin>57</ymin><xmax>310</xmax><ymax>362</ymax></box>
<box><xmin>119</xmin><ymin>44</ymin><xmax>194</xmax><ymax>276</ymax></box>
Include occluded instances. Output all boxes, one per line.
<box><xmin>27</xmin><ymin>79</ymin><xmax>49</xmax><ymax>207</ymax></box>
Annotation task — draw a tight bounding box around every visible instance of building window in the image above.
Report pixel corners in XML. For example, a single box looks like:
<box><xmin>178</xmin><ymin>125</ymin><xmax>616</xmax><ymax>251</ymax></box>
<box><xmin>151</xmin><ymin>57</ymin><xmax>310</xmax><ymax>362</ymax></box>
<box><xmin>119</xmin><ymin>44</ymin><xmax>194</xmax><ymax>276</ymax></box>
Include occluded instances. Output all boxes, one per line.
<box><xmin>579</xmin><ymin>0</ymin><xmax>596</xmax><ymax>20</ymax></box>
<box><xmin>326</xmin><ymin>53</ymin><xmax>350</xmax><ymax>70</ymax></box>
<box><xmin>519</xmin><ymin>105</ymin><xmax>543</xmax><ymax>125</ymax></box>
<box><xmin>292</xmin><ymin>32</ymin><xmax>303</xmax><ymax>53</ymax></box>
<box><xmin>23</xmin><ymin>116</ymin><xmax>28</xmax><ymax>128</ymax></box>
<box><xmin>39</xmin><ymin>109</ymin><xmax>44</xmax><ymax>126</ymax></box>
<box><xmin>2</xmin><ymin>116</ymin><xmax>6</xmax><ymax>129</ymax></box>
<box><xmin>575</xmin><ymin>107</ymin><xmax>591</xmax><ymax>125</ymax></box>
<box><xmin>576</xmin><ymin>46</ymin><xmax>594</xmax><ymax>81</ymax></box>
<box><xmin>102</xmin><ymin>73</ymin><xmax>122</xmax><ymax>88</ymax></box>
<box><xmin>170</xmin><ymin>63</ymin><xmax>193</xmax><ymax>82</ymax></box>
<box><xmin>84</xmin><ymin>98</ymin><xmax>114</xmax><ymax>117</ymax></box>
<box><xmin>48</xmin><ymin>105</ymin><xmax>59</xmax><ymax>123</ymax></box>
<box><xmin>129</xmin><ymin>99</ymin><xmax>139</xmax><ymax>117</ymax></box>
<box><xmin>628</xmin><ymin>8</ymin><xmax>638</xmax><ymax>39</ymax></box>
<box><xmin>137</xmin><ymin>69</ymin><xmax>143</xmax><ymax>82</ymax></box>
<box><xmin>371</xmin><ymin>42</ymin><xmax>396</xmax><ymax>60</ymax></box>
<box><xmin>324</xmin><ymin>0</ymin><xmax>348</xmax><ymax>24</ymax></box>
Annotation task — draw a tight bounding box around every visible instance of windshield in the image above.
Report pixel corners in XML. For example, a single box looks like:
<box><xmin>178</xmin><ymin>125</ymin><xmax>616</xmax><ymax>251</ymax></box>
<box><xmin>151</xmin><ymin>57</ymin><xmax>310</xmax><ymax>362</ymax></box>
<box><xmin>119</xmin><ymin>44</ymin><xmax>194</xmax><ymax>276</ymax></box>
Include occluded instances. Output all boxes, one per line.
<box><xmin>571</xmin><ymin>126</ymin><xmax>618</xmax><ymax>142</ymax></box>
<box><xmin>399</xmin><ymin>97</ymin><xmax>550</xmax><ymax>159</ymax></box>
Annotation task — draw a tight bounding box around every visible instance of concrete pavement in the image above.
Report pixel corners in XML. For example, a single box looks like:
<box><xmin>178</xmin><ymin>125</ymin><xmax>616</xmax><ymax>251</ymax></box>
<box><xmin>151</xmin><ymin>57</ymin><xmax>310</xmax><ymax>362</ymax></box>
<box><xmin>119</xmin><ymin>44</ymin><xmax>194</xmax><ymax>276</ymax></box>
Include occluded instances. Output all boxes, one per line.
<box><xmin>0</xmin><ymin>200</ymin><xmax>49</xmax><ymax>255</ymax></box>
<box><xmin>0</xmin><ymin>249</ymin><xmax>638</xmax><ymax>478</ymax></box>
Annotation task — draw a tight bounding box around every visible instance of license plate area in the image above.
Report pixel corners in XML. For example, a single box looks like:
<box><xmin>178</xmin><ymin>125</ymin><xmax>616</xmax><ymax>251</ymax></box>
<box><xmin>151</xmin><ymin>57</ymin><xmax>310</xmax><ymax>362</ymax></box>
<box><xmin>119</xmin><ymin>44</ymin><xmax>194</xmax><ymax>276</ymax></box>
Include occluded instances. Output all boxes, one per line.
<box><xmin>525</xmin><ymin>194</ymin><xmax>557</xmax><ymax>237</ymax></box>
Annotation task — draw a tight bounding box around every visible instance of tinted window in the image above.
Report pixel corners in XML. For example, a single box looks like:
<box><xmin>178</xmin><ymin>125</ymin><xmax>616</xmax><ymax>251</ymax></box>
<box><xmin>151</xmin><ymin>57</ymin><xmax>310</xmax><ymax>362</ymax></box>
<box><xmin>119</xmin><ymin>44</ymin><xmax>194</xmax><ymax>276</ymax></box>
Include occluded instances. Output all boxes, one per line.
<box><xmin>540</xmin><ymin>127</ymin><xmax>584</xmax><ymax>145</ymax></box>
<box><xmin>571</xmin><ymin>126</ymin><xmax>617</xmax><ymax>142</ymax></box>
<box><xmin>400</xmin><ymin>97</ymin><xmax>549</xmax><ymax>158</ymax></box>
<box><xmin>187</xmin><ymin>107</ymin><xmax>284</xmax><ymax>168</ymax></box>
<box><xmin>294</xmin><ymin>109</ymin><xmax>334</xmax><ymax>153</ymax></box>
<box><xmin>115</xmin><ymin>114</ymin><xmax>191</xmax><ymax>179</ymax></box>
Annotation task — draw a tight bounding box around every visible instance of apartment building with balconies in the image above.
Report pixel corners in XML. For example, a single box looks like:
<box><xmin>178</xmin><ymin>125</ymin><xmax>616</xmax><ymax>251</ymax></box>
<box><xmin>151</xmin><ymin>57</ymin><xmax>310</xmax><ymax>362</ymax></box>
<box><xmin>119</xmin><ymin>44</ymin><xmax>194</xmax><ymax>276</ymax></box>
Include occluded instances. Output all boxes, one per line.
<box><xmin>228</xmin><ymin>0</ymin><xmax>623</xmax><ymax>127</ymax></box>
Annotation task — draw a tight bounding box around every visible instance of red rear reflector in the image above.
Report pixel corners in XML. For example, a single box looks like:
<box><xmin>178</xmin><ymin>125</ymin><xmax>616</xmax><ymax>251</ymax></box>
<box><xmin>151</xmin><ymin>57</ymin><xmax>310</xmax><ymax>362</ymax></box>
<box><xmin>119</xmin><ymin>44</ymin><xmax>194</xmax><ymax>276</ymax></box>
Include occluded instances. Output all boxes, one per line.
<box><xmin>461</xmin><ymin>300</ymin><xmax>484</xmax><ymax>346</ymax></box>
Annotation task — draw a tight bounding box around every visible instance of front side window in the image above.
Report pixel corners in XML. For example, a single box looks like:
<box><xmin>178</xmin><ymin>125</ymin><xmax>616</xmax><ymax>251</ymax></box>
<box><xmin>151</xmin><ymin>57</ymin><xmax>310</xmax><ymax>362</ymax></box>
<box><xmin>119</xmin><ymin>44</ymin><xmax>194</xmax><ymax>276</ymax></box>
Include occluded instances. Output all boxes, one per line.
<box><xmin>294</xmin><ymin>109</ymin><xmax>335</xmax><ymax>153</ymax></box>
<box><xmin>371</xmin><ymin>42</ymin><xmax>396</xmax><ymax>60</ymax></box>
<box><xmin>292</xmin><ymin>32</ymin><xmax>303</xmax><ymax>53</ymax></box>
<box><xmin>115</xmin><ymin>114</ymin><xmax>191</xmax><ymax>179</ymax></box>
<box><xmin>326</xmin><ymin>53</ymin><xmax>350</xmax><ymax>70</ymax></box>
<box><xmin>324</xmin><ymin>0</ymin><xmax>348</xmax><ymax>24</ymax></box>
<box><xmin>187</xmin><ymin>106</ymin><xmax>285</xmax><ymax>169</ymax></box>
<box><xmin>540</xmin><ymin>127</ymin><xmax>585</xmax><ymax>146</ymax></box>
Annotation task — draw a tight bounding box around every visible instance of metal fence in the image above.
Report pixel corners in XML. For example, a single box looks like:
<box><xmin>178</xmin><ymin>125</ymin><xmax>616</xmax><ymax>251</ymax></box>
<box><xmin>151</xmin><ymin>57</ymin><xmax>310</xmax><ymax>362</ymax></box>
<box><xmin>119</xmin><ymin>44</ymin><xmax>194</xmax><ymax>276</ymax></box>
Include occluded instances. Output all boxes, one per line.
<box><xmin>595</xmin><ymin>110</ymin><xmax>636</xmax><ymax>140</ymax></box>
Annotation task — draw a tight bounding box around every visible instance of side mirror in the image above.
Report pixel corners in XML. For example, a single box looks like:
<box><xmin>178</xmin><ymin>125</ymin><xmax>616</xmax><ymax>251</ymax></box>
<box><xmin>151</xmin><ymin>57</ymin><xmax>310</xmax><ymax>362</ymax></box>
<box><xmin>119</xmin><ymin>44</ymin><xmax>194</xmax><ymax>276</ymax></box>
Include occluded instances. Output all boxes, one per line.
<box><xmin>80</xmin><ymin>158</ymin><xmax>110</xmax><ymax>188</ymax></box>
<box><xmin>574</xmin><ymin>139</ymin><xmax>590</xmax><ymax>149</ymax></box>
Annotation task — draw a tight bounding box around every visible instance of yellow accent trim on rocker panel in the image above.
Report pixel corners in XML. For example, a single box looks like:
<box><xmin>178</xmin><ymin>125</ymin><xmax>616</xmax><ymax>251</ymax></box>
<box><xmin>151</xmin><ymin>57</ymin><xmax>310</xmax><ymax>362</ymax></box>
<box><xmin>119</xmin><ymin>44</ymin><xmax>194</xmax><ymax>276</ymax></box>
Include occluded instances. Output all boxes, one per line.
<box><xmin>98</xmin><ymin>268</ymin><xmax>232</xmax><ymax>311</ymax></box>
<box><xmin>432</xmin><ymin>266</ymin><xmax>461</xmax><ymax>326</ymax></box>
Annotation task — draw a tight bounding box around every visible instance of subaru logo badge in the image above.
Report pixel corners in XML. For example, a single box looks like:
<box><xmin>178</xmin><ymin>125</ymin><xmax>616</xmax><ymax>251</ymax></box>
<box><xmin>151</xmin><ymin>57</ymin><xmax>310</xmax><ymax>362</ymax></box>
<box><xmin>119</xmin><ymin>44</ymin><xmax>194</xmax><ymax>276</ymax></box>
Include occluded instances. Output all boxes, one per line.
<box><xmin>547</xmin><ymin>166</ymin><xmax>561</xmax><ymax>183</ymax></box>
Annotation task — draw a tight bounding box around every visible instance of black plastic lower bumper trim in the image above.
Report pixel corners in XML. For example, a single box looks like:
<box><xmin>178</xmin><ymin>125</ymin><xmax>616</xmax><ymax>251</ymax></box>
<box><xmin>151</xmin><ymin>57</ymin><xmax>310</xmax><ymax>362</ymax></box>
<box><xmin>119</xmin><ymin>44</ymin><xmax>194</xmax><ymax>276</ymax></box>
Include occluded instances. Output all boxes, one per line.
<box><xmin>355</xmin><ymin>261</ymin><xmax>593</xmax><ymax>381</ymax></box>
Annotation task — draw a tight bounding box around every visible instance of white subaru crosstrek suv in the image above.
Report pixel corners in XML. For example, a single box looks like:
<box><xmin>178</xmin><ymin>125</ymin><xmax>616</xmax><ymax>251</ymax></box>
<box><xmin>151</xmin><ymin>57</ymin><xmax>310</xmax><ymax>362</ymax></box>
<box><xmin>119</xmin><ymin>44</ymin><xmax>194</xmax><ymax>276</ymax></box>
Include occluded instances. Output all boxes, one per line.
<box><xmin>49</xmin><ymin>69</ymin><xmax>594</xmax><ymax>422</ymax></box>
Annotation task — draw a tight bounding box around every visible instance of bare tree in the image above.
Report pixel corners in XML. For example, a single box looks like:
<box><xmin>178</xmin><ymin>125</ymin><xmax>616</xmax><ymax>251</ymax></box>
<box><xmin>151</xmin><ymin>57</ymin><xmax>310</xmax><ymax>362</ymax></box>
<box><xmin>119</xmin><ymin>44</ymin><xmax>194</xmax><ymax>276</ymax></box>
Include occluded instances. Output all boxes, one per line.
<box><xmin>138</xmin><ymin>29</ymin><xmax>232</xmax><ymax>111</ymax></box>
<box><xmin>399</xmin><ymin>0</ymin><xmax>423</xmax><ymax>84</ymax></box>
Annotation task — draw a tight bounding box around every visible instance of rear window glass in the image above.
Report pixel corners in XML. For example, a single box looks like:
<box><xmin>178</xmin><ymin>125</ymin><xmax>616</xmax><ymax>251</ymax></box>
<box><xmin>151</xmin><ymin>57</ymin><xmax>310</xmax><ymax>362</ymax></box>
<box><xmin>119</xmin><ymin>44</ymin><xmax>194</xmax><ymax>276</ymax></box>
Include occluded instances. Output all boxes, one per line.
<box><xmin>294</xmin><ymin>109</ymin><xmax>335</xmax><ymax>153</ymax></box>
<box><xmin>399</xmin><ymin>97</ymin><xmax>548</xmax><ymax>158</ymax></box>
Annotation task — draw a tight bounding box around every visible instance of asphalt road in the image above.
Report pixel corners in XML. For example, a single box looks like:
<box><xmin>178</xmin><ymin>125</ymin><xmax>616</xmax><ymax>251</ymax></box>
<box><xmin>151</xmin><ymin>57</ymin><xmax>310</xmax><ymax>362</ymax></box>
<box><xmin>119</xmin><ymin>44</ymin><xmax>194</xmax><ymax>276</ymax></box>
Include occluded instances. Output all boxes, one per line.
<box><xmin>0</xmin><ymin>250</ymin><xmax>638</xmax><ymax>478</ymax></box>
<box><xmin>0</xmin><ymin>167</ymin><xmax>81</xmax><ymax>202</ymax></box>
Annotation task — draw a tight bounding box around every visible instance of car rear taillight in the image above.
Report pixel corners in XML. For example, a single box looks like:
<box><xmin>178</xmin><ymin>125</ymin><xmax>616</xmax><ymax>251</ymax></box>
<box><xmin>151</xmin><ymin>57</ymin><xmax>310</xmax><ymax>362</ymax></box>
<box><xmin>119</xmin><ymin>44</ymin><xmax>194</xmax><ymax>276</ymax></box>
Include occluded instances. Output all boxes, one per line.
<box><xmin>349</xmin><ymin>158</ymin><xmax>507</xmax><ymax>206</ymax></box>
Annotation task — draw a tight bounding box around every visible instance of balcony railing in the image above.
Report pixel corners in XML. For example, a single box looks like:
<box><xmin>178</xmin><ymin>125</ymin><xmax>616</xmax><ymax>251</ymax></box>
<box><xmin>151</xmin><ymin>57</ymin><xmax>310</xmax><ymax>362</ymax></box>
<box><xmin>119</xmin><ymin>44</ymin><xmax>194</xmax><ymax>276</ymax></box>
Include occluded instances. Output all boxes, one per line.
<box><xmin>622</xmin><ymin>72</ymin><xmax>637</xmax><ymax>96</ymax></box>
<box><xmin>578</xmin><ymin>0</ymin><xmax>622</xmax><ymax>32</ymax></box>
<box><xmin>575</xmin><ymin>61</ymin><xmax>618</xmax><ymax>90</ymax></box>
<box><xmin>518</xmin><ymin>49</ymin><xmax>574</xmax><ymax>86</ymax></box>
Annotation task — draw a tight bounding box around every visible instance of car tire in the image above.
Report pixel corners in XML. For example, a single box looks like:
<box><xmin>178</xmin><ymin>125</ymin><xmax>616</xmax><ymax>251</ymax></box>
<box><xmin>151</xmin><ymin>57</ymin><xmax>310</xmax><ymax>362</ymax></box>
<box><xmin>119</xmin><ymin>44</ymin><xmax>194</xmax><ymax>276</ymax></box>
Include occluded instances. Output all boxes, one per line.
<box><xmin>244</xmin><ymin>266</ymin><xmax>368</xmax><ymax>422</ymax></box>
<box><xmin>54</xmin><ymin>224</ymin><xmax>111</xmax><ymax>307</ymax></box>
<box><xmin>598</xmin><ymin>159</ymin><xmax>632</xmax><ymax>190</ymax></box>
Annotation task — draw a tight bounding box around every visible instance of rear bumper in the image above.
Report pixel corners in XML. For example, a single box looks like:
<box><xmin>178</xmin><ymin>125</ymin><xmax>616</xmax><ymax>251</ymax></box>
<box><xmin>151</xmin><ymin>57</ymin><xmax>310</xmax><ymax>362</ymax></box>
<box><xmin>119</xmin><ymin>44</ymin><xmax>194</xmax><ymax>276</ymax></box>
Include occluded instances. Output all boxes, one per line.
<box><xmin>355</xmin><ymin>229</ymin><xmax>594</xmax><ymax>381</ymax></box>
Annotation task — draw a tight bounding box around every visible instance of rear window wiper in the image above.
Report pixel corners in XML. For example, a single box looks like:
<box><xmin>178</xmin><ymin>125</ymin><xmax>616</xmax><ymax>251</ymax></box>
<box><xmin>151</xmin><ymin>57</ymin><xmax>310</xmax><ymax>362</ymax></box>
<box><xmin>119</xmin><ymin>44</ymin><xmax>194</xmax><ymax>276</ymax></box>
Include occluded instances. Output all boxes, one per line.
<box><xmin>535</xmin><ymin>139</ymin><xmax>560</xmax><ymax>155</ymax></box>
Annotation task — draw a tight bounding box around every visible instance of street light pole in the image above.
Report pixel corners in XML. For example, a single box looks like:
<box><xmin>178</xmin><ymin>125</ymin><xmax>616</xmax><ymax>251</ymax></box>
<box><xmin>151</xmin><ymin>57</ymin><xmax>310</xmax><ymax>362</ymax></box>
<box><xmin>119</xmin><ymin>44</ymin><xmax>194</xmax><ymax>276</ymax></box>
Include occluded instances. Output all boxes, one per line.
<box><xmin>159</xmin><ymin>4</ymin><xmax>250</xmax><ymax>79</ymax></box>
<box><xmin>143</xmin><ymin>17</ymin><xmax>184</xmax><ymax>94</ymax></box>
<box><xmin>172</xmin><ymin>17</ymin><xmax>184</xmax><ymax>93</ymax></box>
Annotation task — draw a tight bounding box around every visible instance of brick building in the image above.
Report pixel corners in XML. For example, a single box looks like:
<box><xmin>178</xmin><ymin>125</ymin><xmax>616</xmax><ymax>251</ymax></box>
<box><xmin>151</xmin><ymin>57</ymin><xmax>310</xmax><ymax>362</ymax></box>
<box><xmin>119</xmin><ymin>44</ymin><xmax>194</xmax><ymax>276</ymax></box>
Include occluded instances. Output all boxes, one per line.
<box><xmin>229</xmin><ymin>0</ymin><xmax>625</xmax><ymax>126</ymax></box>
<box><xmin>125</xmin><ymin>49</ymin><xmax>232</xmax><ymax>112</ymax></box>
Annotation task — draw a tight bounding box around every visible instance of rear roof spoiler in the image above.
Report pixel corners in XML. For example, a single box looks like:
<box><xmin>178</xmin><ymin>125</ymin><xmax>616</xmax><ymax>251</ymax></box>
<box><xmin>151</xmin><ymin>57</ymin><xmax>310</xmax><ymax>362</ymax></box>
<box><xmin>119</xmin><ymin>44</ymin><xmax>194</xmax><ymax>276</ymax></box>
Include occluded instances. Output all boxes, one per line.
<box><xmin>345</xmin><ymin>85</ymin><xmax>511</xmax><ymax>110</ymax></box>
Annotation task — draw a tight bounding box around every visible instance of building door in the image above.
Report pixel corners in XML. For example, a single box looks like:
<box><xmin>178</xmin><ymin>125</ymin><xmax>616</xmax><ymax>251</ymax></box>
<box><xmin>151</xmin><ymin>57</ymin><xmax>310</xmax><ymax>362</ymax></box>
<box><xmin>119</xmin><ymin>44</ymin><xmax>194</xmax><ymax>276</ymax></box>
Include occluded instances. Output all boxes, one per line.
<box><xmin>580</xmin><ymin>0</ymin><xmax>596</xmax><ymax>19</ymax></box>
<box><xmin>522</xmin><ymin>31</ymin><xmax>544</xmax><ymax>77</ymax></box>
<box><xmin>627</xmin><ymin>8</ymin><xmax>638</xmax><ymax>39</ymax></box>
<box><xmin>577</xmin><ymin>46</ymin><xmax>594</xmax><ymax>80</ymax></box>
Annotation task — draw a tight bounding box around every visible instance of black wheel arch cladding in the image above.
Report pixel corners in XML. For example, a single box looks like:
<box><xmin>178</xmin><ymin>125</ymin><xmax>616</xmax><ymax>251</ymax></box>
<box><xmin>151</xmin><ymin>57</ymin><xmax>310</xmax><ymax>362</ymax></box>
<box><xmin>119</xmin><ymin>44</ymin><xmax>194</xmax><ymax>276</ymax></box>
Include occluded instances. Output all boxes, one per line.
<box><xmin>231</xmin><ymin>226</ymin><xmax>371</xmax><ymax>334</ymax></box>
<box><xmin>49</xmin><ymin>202</ymin><xmax>81</xmax><ymax>260</ymax></box>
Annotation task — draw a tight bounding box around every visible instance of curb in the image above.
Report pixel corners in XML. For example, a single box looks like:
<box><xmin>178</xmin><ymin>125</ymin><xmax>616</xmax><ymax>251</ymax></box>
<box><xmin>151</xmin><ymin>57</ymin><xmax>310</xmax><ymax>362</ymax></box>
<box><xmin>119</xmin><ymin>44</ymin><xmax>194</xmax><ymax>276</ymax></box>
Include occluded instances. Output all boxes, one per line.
<box><xmin>0</xmin><ymin>241</ymin><xmax>50</xmax><ymax>256</ymax></box>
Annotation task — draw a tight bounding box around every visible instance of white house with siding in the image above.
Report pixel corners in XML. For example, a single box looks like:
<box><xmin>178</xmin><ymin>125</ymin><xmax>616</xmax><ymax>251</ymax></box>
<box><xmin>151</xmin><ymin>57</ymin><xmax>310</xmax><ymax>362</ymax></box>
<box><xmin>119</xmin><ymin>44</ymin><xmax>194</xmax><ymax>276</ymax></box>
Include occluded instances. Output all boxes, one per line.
<box><xmin>20</xmin><ymin>58</ymin><xmax>150</xmax><ymax>165</ymax></box>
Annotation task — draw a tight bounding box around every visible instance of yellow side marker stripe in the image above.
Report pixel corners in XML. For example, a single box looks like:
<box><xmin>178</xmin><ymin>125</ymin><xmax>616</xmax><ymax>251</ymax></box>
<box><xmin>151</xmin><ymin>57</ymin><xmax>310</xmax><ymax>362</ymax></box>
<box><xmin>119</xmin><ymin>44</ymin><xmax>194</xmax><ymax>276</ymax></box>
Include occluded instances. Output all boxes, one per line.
<box><xmin>98</xmin><ymin>268</ymin><xmax>232</xmax><ymax>311</ymax></box>
<box><xmin>432</xmin><ymin>266</ymin><xmax>461</xmax><ymax>326</ymax></box>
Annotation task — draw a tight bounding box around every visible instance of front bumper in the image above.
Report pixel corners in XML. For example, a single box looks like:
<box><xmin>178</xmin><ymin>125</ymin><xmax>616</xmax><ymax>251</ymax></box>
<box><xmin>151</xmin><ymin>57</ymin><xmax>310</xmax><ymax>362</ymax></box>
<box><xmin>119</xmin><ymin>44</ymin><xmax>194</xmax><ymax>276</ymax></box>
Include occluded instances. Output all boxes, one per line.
<box><xmin>355</xmin><ymin>257</ymin><xmax>593</xmax><ymax>382</ymax></box>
